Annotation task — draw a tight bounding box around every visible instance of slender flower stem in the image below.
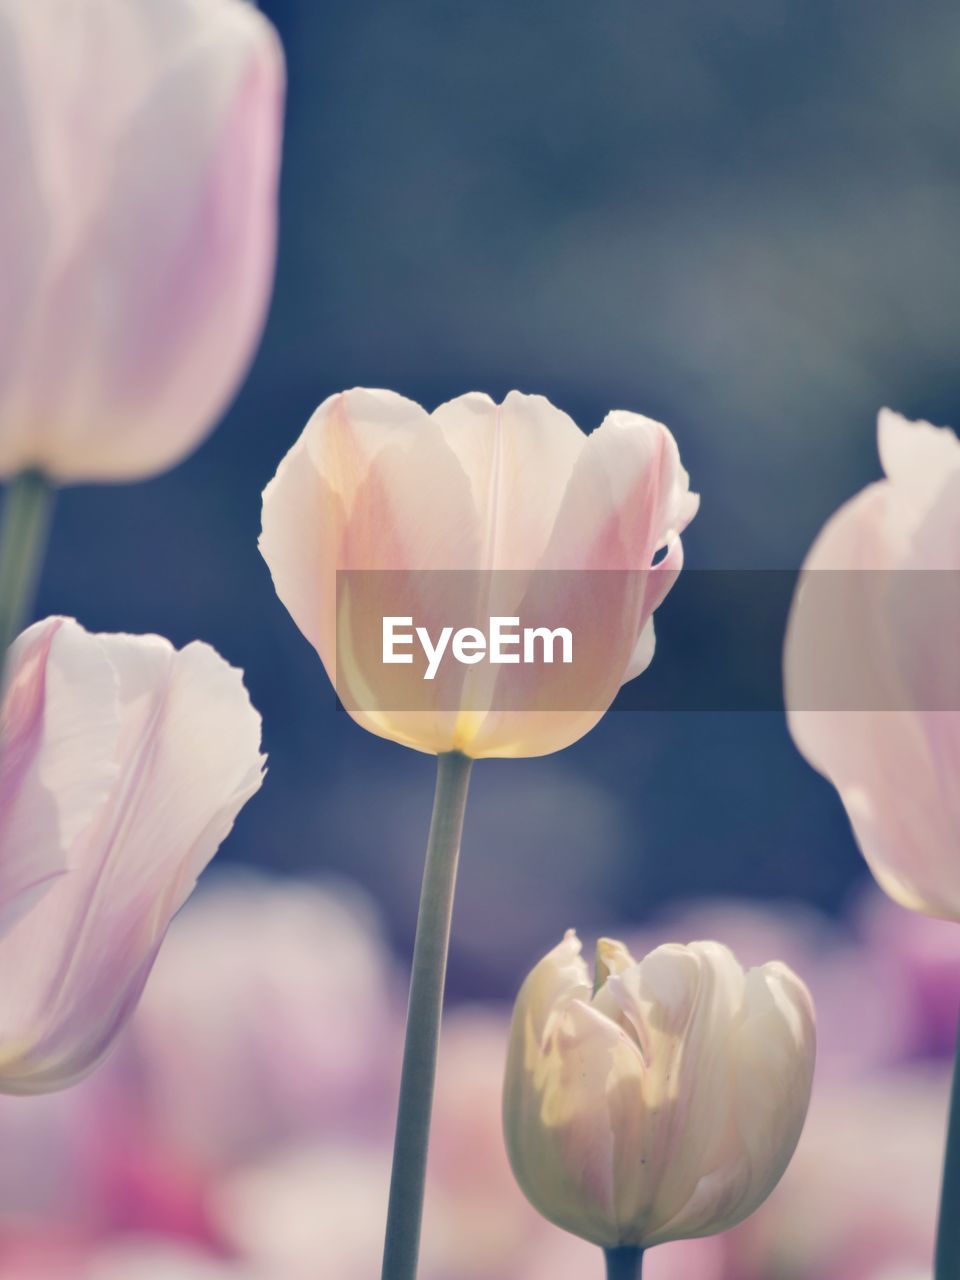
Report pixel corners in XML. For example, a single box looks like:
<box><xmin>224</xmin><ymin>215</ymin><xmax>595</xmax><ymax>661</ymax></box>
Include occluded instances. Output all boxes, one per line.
<box><xmin>381</xmin><ymin>750</ymin><xmax>473</xmax><ymax>1280</ymax></box>
<box><xmin>604</xmin><ymin>1246</ymin><xmax>644</xmax><ymax>1280</ymax></box>
<box><xmin>935</xmin><ymin>1009</ymin><xmax>960</xmax><ymax>1278</ymax></box>
<box><xmin>0</xmin><ymin>470</ymin><xmax>55</xmax><ymax>670</ymax></box>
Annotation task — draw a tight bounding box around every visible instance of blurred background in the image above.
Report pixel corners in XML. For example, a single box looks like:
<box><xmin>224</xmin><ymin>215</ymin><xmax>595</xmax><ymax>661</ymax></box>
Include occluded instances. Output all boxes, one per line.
<box><xmin>16</xmin><ymin>2</ymin><xmax>960</xmax><ymax>1274</ymax></box>
<box><xmin>39</xmin><ymin>0</ymin><xmax>960</xmax><ymax>979</ymax></box>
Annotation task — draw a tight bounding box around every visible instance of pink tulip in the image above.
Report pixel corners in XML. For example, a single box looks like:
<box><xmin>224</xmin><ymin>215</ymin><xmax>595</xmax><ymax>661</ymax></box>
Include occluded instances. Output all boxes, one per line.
<box><xmin>0</xmin><ymin>617</ymin><xmax>264</xmax><ymax>1093</ymax></box>
<box><xmin>785</xmin><ymin>410</ymin><xmax>960</xmax><ymax>918</ymax></box>
<box><xmin>260</xmin><ymin>389</ymin><xmax>698</xmax><ymax>757</ymax></box>
<box><xmin>0</xmin><ymin>0</ymin><xmax>284</xmax><ymax>482</ymax></box>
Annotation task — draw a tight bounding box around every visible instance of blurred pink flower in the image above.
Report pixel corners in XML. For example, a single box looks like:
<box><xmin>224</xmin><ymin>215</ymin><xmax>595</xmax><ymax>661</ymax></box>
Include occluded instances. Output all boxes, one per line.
<box><xmin>0</xmin><ymin>0</ymin><xmax>284</xmax><ymax>482</ymax></box>
<box><xmin>0</xmin><ymin>876</ymin><xmax>947</xmax><ymax>1280</ymax></box>
<box><xmin>121</xmin><ymin>871</ymin><xmax>400</xmax><ymax>1169</ymax></box>
<box><xmin>732</xmin><ymin>1066</ymin><xmax>946</xmax><ymax>1280</ymax></box>
<box><xmin>215</xmin><ymin>1146</ymin><xmax>389</xmax><ymax>1280</ymax></box>
<box><xmin>785</xmin><ymin>409</ymin><xmax>960</xmax><ymax>919</ymax></box>
<box><xmin>0</xmin><ymin>617</ymin><xmax>265</xmax><ymax>1094</ymax></box>
<box><xmin>857</xmin><ymin>889</ymin><xmax>960</xmax><ymax>1060</ymax></box>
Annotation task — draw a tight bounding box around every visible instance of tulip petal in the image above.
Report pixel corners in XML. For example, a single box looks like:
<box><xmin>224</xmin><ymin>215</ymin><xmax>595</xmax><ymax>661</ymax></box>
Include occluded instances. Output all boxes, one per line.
<box><xmin>262</xmin><ymin>388</ymin><xmax>486</xmax><ymax>754</ymax></box>
<box><xmin>540</xmin><ymin>409</ymin><xmax>698</xmax><ymax>686</ymax></box>
<box><xmin>0</xmin><ymin>618</ymin><xmax>118</xmax><ymax>933</ymax></box>
<box><xmin>504</xmin><ymin>941</ymin><xmax>647</xmax><ymax>1247</ymax></box>
<box><xmin>433</xmin><ymin>390</ymin><xmax>586</xmax><ymax>570</ymax></box>
<box><xmin>878</xmin><ymin>407</ymin><xmax>960</xmax><ymax>513</ymax></box>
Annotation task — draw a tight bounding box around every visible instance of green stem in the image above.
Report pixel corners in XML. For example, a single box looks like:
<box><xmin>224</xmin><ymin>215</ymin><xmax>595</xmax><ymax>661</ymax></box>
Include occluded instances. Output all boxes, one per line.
<box><xmin>935</xmin><ymin>1010</ymin><xmax>960</xmax><ymax>1278</ymax></box>
<box><xmin>381</xmin><ymin>750</ymin><xmax>473</xmax><ymax>1280</ymax></box>
<box><xmin>0</xmin><ymin>470</ymin><xmax>55</xmax><ymax>672</ymax></box>
<box><xmin>604</xmin><ymin>1247</ymin><xmax>644</xmax><ymax>1280</ymax></box>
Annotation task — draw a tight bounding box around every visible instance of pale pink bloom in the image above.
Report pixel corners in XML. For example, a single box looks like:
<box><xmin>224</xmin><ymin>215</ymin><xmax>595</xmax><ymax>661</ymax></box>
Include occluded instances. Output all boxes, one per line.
<box><xmin>785</xmin><ymin>410</ymin><xmax>960</xmax><ymax>918</ymax></box>
<box><xmin>122</xmin><ymin>871</ymin><xmax>400</xmax><ymax>1168</ymax></box>
<box><xmin>0</xmin><ymin>0</ymin><xmax>284</xmax><ymax>482</ymax></box>
<box><xmin>733</xmin><ymin>1065</ymin><xmax>946</xmax><ymax>1280</ymax></box>
<box><xmin>0</xmin><ymin>617</ymin><xmax>264</xmax><ymax>1093</ymax></box>
<box><xmin>260</xmin><ymin>389</ymin><xmax>698</xmax><ymax>757</ymax></box>
<box><xmin>503</xmin><ymin>933</ymin><xmax>815</xmax><ymax>1249</ymax></box>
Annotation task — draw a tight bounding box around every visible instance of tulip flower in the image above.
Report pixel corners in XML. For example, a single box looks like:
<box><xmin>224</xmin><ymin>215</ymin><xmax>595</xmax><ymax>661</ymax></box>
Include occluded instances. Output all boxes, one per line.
<box><xmin>785</xmin><ymin>409</ymin><xmax>960</xmax><ymax>1280</ymax></box>
<box><xmin>0</xmin><ymin>0</ymin><xmax>284</xmax><ymax>484</ymax></box>
<box><xmin>784</xmin><ymin>410</ymin><xmax>960</xmax><ymax>920</ymax></box>
<box><xmin>0</xmin><ymin>616</ymin><xmax>264</xmax><ymax>1094</ymax></box>
<box><xmin>502</xmin><ymin>932</ymin><xmax>815</xmax><ymax>1276</ymax></box>
<box><xmin>260</xmin><ymin>388</ymin><xmax>698</xmax><ymax>759</ymax></box>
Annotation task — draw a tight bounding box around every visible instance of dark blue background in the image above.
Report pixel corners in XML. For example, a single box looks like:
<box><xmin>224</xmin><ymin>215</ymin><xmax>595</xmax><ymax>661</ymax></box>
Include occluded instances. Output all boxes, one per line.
<box><xmin>36</xmin><ymin>0</ymin><xmax>960</xmax><ymax>995</ymax></box>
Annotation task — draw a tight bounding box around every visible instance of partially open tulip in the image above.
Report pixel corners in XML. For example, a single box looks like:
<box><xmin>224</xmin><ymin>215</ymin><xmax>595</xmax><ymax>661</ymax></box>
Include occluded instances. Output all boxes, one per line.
<box><xmin>0</xmin><ymin>617</ymin><xmax>265</xmax><ymax>1093</ymax></box>
<box><xmin>0</xmin><ymin>0</ymin><xmax>284</xmax><ymax>482</ymax></box>
<box><xmin>502</xmin><ymin>932</ymin><xmax>815</xmax><ymax>1250</ymax></box>
<box><xmin>260</xmin><ymin>389</ymin><xmax>698</xmax><ymax>757</ymax></box>
<box><xmin>785</xmin><ymin>410</ymin><xmax>960</xmax><ymax>919</ymax></box>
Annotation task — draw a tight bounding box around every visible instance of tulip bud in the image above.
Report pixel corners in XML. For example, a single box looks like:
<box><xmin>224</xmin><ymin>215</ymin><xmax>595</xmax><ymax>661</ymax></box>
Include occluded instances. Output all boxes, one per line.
<box><xmin>260</xmin><ymin>388</ymin><xmax>698</xmax><ymax>758</ymax></box>
<box><xmin>0</xmin><ymin>617</ymin><xmax>265</xmax><ymax>1093</ymax></box>
<box><xmin>785</xmin><ymin>410</ymin><xmax>960</xmax><ymax>919</ymax></box>
<box><xmin>0</xmin><ymin>0</ymin><xmax>284</xmax><ymax>482</ymax></box>
<box><xmin>502</xmin><ymin>932</ymin><xmax>815</xmax><ymax>1249</ymax></box>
